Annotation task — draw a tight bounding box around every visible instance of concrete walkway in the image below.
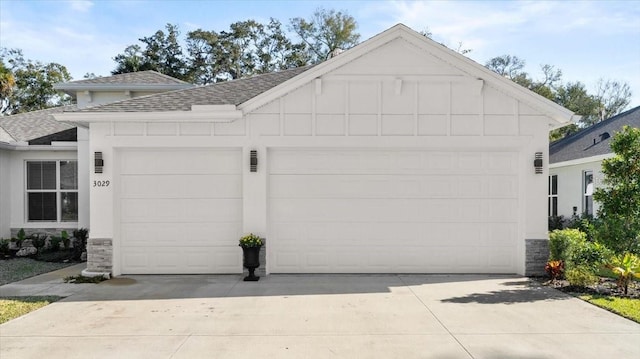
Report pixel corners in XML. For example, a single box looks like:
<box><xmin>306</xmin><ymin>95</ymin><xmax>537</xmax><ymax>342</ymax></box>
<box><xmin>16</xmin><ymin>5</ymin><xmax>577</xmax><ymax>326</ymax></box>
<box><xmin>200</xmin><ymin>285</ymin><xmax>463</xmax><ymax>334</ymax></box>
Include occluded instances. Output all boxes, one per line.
<box><xmin>0</xmin><ymin>263</ymin><xmax>93</xmax><ymax>297</ymax></box>
<box><xmin>1</xmin><ymin>273</ymin><xmax>639</xmax><ymax>358</ymax></box>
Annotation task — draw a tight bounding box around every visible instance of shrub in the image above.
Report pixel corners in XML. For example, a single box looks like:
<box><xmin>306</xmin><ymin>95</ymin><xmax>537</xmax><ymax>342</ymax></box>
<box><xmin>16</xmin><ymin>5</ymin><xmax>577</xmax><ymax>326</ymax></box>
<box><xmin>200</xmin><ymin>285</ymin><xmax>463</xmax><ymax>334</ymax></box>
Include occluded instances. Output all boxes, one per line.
<box><xmin>566</xmin><ymin>214</ymin><xmax>596</xmax><ymax>241</ymax></box>
<box><xmin>60</xmin><ymin>231</ymin><xmax>70</xmax><ymax>250</ymax></box>
<box><xmin>545</xmin><ymin>260</ymin><xmax>564</xmax><ymax>281</ymax></box>
<box><xmin>0</xmin><ymin>239</ymin><xmax>9</xmax><ymax>255</ymax></box>
<box><xmin>49</xmin><ymin>237</ymin><xmax>62</xmax><ymax>252</ymax></box>
<box><xmin>565</xmin><ymin>266</ymin><xmax>599</xmax><ymax>287</ymax></box>
<box><xmin>72</xmin><ymin>228</ymin><xmax>88</xmax><ymax>261</ymax></box>
<box><xmin>30</xmin><ymin>234</ymin><xmax>47</xmax><ymax>253</ymax></box>
<box><xmin>548</xmin><ymin>215</ymin><xmax>565</xmax><ymax>231</ymax></box>
<box><xmin>11</xmin><ymin>228</ymin><xmax>26</xmax><ymax>248</ymax></box>
<box><xmin>572</xmin><ymin>241</ymin><xmax>612</xmax><ymax>271</ymax></box>
<box><xmin>36</xmin><ymin>249</ymin><xmax>75</xmax><ymax>263</ymax></box>
<box><xmin>607</xmin><ymin>252</ymin><xmax>640</xmax><ymax>295</ymax></box>
<box><xmin>549</xmin><ymin>229</ymin><xmax>587</xmax><ymax>264</ymax></box>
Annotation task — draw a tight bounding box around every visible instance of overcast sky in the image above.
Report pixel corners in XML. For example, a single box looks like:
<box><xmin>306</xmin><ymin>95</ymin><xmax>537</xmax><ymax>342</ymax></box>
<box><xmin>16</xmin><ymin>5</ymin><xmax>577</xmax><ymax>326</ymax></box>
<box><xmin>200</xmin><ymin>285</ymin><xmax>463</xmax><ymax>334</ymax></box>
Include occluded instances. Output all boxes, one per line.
<box><xmin>1</xmin><ymin>0</ymin><xmax>639</xmax><ymax>107</ymax></box>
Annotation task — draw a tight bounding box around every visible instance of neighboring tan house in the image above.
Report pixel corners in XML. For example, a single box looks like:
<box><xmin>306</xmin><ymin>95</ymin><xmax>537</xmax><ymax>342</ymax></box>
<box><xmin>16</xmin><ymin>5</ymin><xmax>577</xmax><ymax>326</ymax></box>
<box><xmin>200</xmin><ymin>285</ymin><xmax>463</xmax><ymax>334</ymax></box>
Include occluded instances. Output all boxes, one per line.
<box><xmin>549</xmin><ymin>105</ymin><xmax>640</xmax><ymax>219</ymax></box>
<box><xmin>0</xmin><ymin>71</ymin><xmax>192</xmax><ymax>239</ymax></box>
<box><xmin>55</xmin><ymin>24</ymin><xmax>577</xmax><ymax>277</ymax></box>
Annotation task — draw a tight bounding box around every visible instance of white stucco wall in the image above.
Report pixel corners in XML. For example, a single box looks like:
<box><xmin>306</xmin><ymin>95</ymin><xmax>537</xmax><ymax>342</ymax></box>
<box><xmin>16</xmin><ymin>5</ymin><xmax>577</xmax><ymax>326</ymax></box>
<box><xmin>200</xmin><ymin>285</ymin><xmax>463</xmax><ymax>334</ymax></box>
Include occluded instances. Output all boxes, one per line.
<box><xmin>550</xmin><ymin>158</ymin><xmax>608</xmax><ymax>218</ymax></box>
<box><xmin>0</xmin><ymin>148</ymin><xmax>11</xmax><ymax>238</ymax></box>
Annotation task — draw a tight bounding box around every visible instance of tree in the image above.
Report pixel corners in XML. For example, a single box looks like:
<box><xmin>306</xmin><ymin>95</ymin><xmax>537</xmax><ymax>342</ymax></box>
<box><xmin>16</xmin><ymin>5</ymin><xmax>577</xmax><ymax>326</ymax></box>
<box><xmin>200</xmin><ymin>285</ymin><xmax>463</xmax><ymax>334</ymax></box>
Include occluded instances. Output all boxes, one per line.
<box><xmin>593</xmin><ymin>79</ymin><xmax>632</xmax><ymax>125</ymax></box>
<box><xmin>290</xmin><ymin>8</ymin><xmax>360</xmax><ymax>63</ymax></box>
<box><xmin>113</xmin><ymin>24</ymin><xmax>188</xmax><ymax>81</ymax></box>
<box><xmin>485</xmin><ymin>55</ymin><xmax>633</xmax><ymax>141</ymax></box>
<box><xmin>0</xmin><ymin>48</ymin><xmax>72</xmax><ymax>115</ymax></box>
<box><xmin>593</xmin><ymin>126</ymin><xmax>640</xmax><ymax>255</ymax></box>
<box><xmin>0</xmin><ymin>59</ymin><xmax>16</xmax><ymax>113</ymax></box>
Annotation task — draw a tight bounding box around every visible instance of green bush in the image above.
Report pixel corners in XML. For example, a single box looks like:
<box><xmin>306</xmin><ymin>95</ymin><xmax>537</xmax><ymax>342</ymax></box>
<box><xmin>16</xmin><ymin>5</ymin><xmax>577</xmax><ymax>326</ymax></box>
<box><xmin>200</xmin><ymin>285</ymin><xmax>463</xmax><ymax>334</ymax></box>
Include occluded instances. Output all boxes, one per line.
<box><xmin>565</xmin><ymin>266</ymin><xmax>599</xmax><ymax>287</ymax></box>
<box><xmin>549</xmin><ymin>229</ymin><xmax>586</xmax><ymax>263</ymax></box>
<box><xmin>49</xmin><ymin>237</ymin><xmax>62</xmax><ymax>252</ymax></box>
<box><xmin>30</xmin><ymin>234</ymin><xmax>47</xmax><ymax>253</ymax></box>
<box><xmin>573</xmin><ymin>241</ymin><xmax>612</xmax><ymax>271</ymax></box>
<box><xmin>0</xmin><ymin>239</ymin><xmax>9</xmax><ymax>255</ymax></box>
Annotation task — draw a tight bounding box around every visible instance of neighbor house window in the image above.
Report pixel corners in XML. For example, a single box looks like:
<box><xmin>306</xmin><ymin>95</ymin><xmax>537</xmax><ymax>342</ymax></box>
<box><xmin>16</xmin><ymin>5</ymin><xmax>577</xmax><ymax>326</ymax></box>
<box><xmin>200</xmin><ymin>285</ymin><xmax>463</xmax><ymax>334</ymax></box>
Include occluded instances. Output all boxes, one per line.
<box><xmin>26</xmin><ymin>161</ymin><xmax>78</xmax><ymax>222</ymax></box>
<box><xmin>583</xmin><ymin>170</ymin><xmax>593</xmax><ymax>216</ymax></box>
<box><xmin>548</xmin><ymin>175</ymin><xmax>558</xmax><ymax>217</ymax></box>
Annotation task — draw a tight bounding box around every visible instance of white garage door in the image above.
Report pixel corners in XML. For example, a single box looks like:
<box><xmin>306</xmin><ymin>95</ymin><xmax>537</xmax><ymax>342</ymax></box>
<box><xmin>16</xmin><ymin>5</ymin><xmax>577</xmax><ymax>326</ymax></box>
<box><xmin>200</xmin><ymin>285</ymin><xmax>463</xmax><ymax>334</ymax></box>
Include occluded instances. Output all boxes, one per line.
<box><xmin>269</xmin><ymin>149</ymin><xmax>519</xmax><ymax>273</ymax></box>
<box><xmin>118</xmin><ymin>148</ymin><xmax>242</xmax><ymax>274</ymax></box>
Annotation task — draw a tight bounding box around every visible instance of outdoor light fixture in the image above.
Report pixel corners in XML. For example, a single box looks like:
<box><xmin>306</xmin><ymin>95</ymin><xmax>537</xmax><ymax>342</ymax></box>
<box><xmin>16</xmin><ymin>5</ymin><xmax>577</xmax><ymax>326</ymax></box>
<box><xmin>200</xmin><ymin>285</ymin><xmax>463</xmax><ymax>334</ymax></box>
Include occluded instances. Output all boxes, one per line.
<box><xmin>534</xmin><ymin>152</ymin><xmax>543</xmax><ymax>174</ymax></box>
<box><xmin>94</xmin><ymin>152</ymin><xmax>104</xmax><ymax>173</ymax></box>
<box><xmin>250</xmin><ymin>150</ymin><xmax>258</xmax><ymax>172</ymax></box>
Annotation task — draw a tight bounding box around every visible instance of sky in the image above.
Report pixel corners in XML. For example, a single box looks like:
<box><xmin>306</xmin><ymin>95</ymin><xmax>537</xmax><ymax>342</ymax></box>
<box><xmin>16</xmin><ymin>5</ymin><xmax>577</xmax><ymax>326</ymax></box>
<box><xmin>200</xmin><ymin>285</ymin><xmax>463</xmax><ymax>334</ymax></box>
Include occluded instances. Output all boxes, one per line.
<box><xmin>1</xmin><ymin>0</ymin><xmax>639</xmax><ymax>107</ymax></box>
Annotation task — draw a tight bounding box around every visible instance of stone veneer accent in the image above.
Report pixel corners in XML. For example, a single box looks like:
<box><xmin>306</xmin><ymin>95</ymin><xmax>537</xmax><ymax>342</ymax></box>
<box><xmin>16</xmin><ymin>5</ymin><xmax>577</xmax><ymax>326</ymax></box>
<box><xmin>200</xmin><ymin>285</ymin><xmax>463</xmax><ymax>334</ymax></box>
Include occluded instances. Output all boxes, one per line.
<box><xmin>242</xmin><ymin>239</ymin><xmax>267</xmax><ymax>278</ymax></box>
<box><xmin>10</xmin><ymin>228</ymin><xmax>74</xmax><ymax>238</ymax></box>
<box><xmin>525</xmin><ymin>238</ymin><xmax>549</xmax><ymax>276</ymax></box>
<box><xmin>86</xmin><ymin>238</ymin><xmax>113</xmax><ymax>273</ymax></box>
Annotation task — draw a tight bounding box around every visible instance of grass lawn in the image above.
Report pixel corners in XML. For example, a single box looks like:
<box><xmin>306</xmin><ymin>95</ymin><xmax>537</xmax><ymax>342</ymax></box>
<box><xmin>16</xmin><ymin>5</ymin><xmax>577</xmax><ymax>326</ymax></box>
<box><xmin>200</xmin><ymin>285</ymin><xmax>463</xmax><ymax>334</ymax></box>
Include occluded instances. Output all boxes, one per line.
<box><xmin>0</xmin><ymin>258</ymin><xmax>75</xmax><ymax>285</ymax></box>
<box><xmin>0</xmin><ymin>296</ymin><xmax>62</xmax><ymax>324</ymax></box>
<box><xmin>579</xmin><ymin>294</ymin><xmax>640</xmax><ymax>323</ymax></box>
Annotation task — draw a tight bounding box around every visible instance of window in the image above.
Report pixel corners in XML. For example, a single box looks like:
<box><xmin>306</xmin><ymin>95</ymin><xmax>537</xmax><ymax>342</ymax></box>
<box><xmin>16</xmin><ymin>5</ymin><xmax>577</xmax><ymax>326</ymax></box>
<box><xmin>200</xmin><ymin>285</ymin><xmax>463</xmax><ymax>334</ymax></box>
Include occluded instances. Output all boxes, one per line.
<box><xmin>583</xmin><ymin>170</ymin><xmax>593</xmax><ymax>216</ymax></box>
<box><xmin>548</xmin><ymin>175</ymin><xmax>558</xmax><ymax>216</ymax></box>
<box><xmin>26</xmin><ymin>161</ymin><xmax>78</xmax><ymax>222</ymax></box>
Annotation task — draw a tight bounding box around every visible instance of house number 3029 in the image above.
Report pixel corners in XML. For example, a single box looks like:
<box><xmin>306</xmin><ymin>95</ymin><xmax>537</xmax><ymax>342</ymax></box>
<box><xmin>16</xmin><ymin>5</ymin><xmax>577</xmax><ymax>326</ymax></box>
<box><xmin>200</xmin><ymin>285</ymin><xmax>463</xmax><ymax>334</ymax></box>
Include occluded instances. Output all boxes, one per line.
<box><xmin>93</xmin><ymin>180</ymin><xmax>110</xmax><ymax>187</ymax></box>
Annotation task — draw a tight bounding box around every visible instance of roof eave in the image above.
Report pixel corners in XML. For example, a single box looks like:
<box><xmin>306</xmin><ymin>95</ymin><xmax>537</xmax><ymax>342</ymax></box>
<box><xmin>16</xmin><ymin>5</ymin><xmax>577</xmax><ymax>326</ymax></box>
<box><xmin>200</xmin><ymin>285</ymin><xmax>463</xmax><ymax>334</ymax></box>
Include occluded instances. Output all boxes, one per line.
<box><xmin>53</xmin><ymin>83</ymin><xmax>194</xmax><ymax>92</ymax></box>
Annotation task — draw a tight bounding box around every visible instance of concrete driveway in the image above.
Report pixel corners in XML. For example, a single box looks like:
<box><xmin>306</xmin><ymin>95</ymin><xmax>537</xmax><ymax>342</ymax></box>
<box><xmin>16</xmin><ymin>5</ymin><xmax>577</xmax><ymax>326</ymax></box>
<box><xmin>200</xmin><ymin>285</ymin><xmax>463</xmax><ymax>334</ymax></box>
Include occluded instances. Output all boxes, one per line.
<box><xmin>1</xmin><ymin>273</ymin><xmax>639</xmax><ymax>358</ymax></box>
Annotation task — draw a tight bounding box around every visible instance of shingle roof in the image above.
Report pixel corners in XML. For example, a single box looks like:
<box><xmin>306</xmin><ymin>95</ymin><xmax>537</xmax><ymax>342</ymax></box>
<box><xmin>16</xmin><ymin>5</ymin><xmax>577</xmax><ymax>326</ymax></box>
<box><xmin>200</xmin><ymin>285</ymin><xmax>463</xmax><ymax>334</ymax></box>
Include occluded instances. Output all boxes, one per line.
<box><xmin>0</xmin><ymin>105</ymin><xmax>77</xmax><ymax>142</ymax></box>
<box><xmin>550</xmin><ymin>106</ymin><xmax>640</xmax><ymax>164</ymax></box>
<box><xmin>63</xmin><ymin>70</ymin><xmax>190</xmax><ymax>85</ymax></box>
<box><xmin>77</xmin><ymin>66</ymin><xmax>313</xmax><ymax>113</ymax></box>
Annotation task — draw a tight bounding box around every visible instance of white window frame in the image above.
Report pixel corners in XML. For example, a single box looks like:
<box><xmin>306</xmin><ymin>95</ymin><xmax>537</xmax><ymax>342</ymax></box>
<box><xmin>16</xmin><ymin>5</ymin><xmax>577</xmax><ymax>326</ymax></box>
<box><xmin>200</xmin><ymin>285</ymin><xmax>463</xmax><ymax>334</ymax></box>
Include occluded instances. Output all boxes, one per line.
<box><xmin>25</xmin><ymin>160</ymin><xmax>78</xmax><ymax>223</ymax></box>
<box><xmin>583</xmin><ymin>170</ymin><xmax>594</xmax><ymax>216</ymax></box>
<box><xmin>548</xmin><ymin>175</ymin><xmax>558</xmax><ymax>217</ymax></box>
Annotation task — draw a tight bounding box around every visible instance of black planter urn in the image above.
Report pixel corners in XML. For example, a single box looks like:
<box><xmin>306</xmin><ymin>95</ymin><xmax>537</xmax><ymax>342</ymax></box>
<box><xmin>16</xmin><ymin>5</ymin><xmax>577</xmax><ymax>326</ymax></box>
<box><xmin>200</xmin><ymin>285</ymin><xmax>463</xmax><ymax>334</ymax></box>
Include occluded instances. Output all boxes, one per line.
<box><xmin>241</xmin><ymin>245</ymin><xmax>262</xmax><ymax>281</ymax></box>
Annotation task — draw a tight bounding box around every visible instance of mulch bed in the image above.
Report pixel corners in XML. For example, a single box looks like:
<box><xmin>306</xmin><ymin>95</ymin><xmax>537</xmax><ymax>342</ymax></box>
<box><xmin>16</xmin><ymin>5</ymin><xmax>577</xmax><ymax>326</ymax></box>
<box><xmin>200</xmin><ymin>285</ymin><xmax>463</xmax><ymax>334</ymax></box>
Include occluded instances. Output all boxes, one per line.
<box><xmin>533</xmin><ymin>276</ymin><xmax>639</xmax><ymax>299</ymax></box>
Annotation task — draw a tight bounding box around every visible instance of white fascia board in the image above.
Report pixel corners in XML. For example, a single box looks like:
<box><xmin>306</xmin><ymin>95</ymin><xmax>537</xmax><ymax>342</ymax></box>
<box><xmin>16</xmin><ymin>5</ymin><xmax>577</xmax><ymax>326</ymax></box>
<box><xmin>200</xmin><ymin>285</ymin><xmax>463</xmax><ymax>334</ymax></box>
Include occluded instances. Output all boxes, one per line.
<box><xmin>549</xmin><ymin>153</ymin><xmax>614</xmax><ymax>168</ymax></box>
<box><xmin>52</xmin><ymin>108</ymin><xmax>242</xmax><ymax>123</ymax></box>
<box><xmin>53</xmin><ymin>83</ymin><xmax>193</xmax><ymax>92</ymax></box>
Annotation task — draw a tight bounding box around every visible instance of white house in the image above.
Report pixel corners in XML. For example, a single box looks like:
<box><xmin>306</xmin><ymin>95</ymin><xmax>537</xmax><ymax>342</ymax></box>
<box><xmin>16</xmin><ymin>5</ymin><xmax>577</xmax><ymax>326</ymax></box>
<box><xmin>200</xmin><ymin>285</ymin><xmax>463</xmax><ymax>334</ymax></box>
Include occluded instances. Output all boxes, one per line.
<box><xmin>54</xmin><ymin>24</ymin><xmax>577</xmax><ymax>277</ymax></box>
<box><xmin>549</xmin><ymin>106</ymin><xmax>640</xmax><ymax>219</ymax></box>
<box><xmin>0</xmin><ymin>71</ymin><xmax>192</xmax><ymax>239</ymax></box>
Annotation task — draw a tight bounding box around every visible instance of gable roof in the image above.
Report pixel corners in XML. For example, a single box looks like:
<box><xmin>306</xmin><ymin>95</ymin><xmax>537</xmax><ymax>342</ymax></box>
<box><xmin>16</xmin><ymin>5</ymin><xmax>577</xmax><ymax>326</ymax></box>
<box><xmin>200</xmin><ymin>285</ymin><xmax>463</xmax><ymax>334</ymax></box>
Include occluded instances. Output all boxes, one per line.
<box><xmin>73</xmin><ymin>66</ymin><xmax>313</xmax><ymax>112</ymax></box>
<box><xmin>0</xmin><ymin>105</ymin><xmax>76</xmax><ymax>142</ymax></box>
<box><xmin>58</xmin><ymin>24</ymin><xmax>575</xmax><ymax>126</ymax></box>
<box><xmin>54</xmin><ymin>70</ymin><xmax>193</xmax><ymax>95</ymax></box>
<box><xmin>550</xmin><ymin>105</ymin><xmax>640</xmax><ymax>164</ymax></box>
<box><xmin>240</xmin><ymin>24</ymin><xmax>577</xmax><ymax>126</ymax></box>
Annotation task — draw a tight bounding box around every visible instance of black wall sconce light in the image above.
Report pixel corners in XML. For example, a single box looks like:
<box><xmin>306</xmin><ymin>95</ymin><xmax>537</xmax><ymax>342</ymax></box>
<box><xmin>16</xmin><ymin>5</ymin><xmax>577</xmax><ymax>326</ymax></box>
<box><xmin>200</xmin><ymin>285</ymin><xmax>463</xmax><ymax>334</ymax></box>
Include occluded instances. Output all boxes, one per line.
<box><xmin>250</xmin><ymin>150</ymin><xmax>258</xmax><ymax>172</ymax></box>
<box><xmin>534</xmin><ymin>152</ymin><xmax>543</xmax><ymax>174</ymax></box>
<box><xmin>94</xmin><ymin>152</ymin><xmax>104</xmax><ymax>173</ymax></box>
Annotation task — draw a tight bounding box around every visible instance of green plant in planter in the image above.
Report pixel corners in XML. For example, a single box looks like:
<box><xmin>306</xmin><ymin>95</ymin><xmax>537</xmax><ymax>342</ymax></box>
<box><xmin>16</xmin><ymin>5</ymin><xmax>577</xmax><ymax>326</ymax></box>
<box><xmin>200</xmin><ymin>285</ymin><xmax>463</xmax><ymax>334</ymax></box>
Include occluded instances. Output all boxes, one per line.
<box><xmin>239</xmin><ymin>233</ymin><xmax>263</xmax><ymax>248</ymax></box>
<box><xmin>239</xmin><ymin>233</ymin><xmax>263</xmax><ymax>281</ymax></box>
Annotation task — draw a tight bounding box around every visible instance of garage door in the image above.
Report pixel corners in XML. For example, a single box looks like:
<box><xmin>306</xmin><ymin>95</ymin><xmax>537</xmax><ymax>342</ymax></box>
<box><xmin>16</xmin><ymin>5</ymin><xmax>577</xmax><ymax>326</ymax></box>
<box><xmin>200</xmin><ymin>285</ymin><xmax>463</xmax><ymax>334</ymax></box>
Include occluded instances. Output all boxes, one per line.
<box><xmin>269</xmin><ymin>149</ymin><xmax>519</xmax><ymax>273</ymax></box>
<box><xmin>119</xmin><ymin>148</ymin><xmax>242</xmax><ymax>274</ymax></box>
